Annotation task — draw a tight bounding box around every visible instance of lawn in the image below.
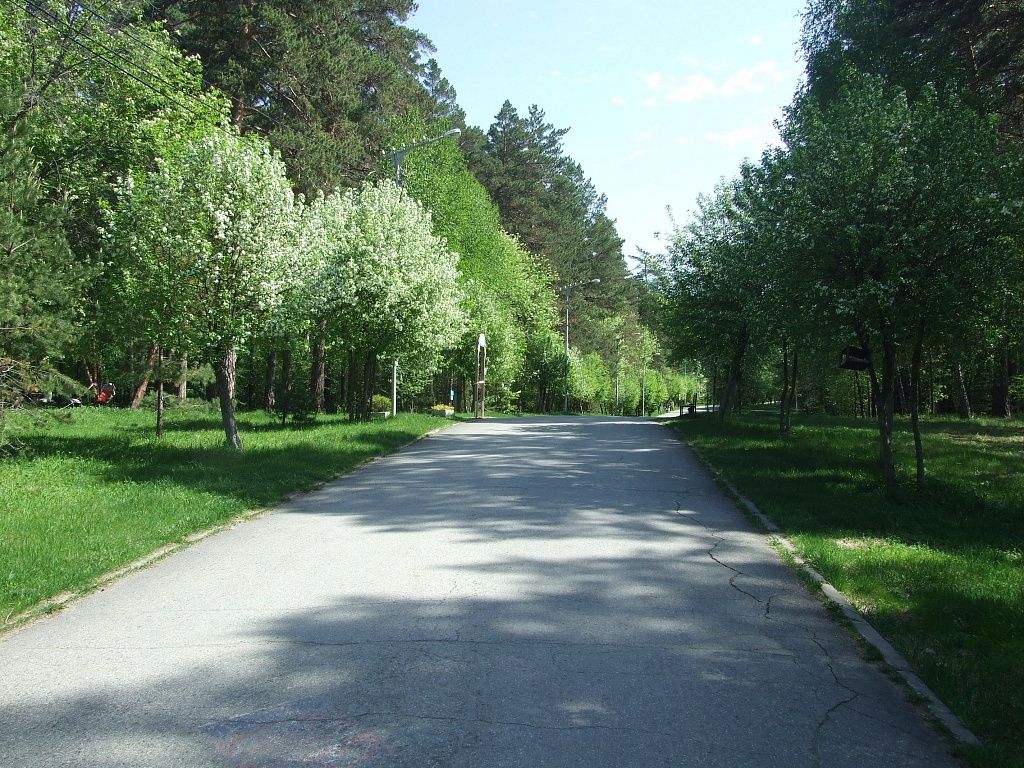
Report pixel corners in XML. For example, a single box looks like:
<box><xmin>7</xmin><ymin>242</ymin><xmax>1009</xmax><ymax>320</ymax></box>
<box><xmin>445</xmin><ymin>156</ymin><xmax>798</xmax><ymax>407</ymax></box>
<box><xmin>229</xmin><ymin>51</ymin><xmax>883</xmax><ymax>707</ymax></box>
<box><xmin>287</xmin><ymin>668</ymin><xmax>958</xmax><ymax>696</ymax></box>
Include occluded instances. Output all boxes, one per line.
<box><xmin>668</xmin><ymin>411</ymin><xmax>1023</xmax><ymax>768</ymax></box>
<box><xmin>0</xmin><ymin>405</ymin><xmax>446</xmax><ymax>626</ymax></box>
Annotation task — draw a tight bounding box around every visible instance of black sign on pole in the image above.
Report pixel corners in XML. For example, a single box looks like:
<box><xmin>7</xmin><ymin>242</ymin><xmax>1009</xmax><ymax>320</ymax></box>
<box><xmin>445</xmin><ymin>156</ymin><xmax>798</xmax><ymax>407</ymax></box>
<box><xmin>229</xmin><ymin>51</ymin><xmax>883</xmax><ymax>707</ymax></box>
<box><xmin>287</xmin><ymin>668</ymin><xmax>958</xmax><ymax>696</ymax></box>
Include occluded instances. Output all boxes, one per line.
<box><xmin>839</xmin><ymin>346</ymin><xmax>871</xmax><ymax>371</ymax></box>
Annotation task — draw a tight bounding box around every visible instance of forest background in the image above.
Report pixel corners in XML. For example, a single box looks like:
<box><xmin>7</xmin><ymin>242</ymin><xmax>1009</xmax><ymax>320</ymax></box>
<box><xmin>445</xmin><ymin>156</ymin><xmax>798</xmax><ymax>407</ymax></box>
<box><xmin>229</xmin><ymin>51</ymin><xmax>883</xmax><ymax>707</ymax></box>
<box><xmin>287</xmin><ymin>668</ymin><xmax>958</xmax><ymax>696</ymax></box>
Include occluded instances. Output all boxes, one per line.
<box><xmin>0</xmin><ymin>0</ymin><xmax>1020</xmax><ymax>477</ymax></box>
<box><xmin>1</xmin><ymin>0</ymin><xmax>690</xmax><ymax>453</ymax></box>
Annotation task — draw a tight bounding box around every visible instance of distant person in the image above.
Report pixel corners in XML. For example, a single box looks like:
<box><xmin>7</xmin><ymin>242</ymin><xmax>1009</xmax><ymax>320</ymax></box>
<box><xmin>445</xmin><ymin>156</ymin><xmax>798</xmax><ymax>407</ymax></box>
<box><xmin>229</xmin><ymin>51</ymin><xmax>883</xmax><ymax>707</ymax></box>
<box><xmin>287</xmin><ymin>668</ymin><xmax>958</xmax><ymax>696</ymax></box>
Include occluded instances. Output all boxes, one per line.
<box><xmin>95</xmin><ymin>382</ymin><xmax>116</xmax><ymax>405</ymax></box>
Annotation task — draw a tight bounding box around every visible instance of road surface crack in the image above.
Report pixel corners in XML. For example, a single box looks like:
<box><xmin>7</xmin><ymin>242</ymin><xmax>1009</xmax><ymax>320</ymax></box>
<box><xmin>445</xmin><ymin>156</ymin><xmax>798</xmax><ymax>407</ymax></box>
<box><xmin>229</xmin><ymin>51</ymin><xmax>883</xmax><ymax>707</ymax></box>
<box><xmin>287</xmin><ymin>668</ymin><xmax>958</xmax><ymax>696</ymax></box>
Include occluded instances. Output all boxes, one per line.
<box><xmin>674</xmin><ymin>500</ymin><xmax>764</xmax><ymax>605</ymax></box>
<box><xmin>810</xmin><ymin>636</ymin><xmax>861</xmax><ymax>768</ymax></box>
<box><xmin>708</xmin><ymin>538</ymin><xmax>763</xmax><ymax>604</ymax></box>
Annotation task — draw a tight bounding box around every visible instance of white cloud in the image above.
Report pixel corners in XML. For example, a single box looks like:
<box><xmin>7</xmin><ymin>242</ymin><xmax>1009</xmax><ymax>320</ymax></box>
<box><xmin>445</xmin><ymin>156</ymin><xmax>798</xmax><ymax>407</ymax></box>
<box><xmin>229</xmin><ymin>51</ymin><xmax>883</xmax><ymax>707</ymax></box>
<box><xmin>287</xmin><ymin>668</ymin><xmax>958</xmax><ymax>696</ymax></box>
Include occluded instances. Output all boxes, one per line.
<box><xmin>637</xmin><ymin>60</ymin><xmax>789</xmax><ymax>109</ymax></box>
<box><xmin>705</xmin><ymin>122</ymin><xmax>781</xmax><ymax>149</ymax></box>
<box><xmin>680</xmin><ymin>55</ymin><xmax>702</xmax><ymax>68</ymax></box>
<box><xmin>635</xmin><ymin>131</ymin><xmax>653</xmax><ymax>143</ymax></box>
<box><xmin>750</xmin><ymin>34</ymin><xmax>765</xmax><ymax>46</ymax></box>
<box><xmin>665</xmin><ymin>74</ymin><xmax>717</xmax><ymax>102</ymax></box>
<box><xmin>627</xmin><ymin>148</ymin><xmax>649</xmax><ymax>161</ymax></box>
<box><xmin>611</xmin><ymin>96</ymin><xmax>627</xmax><ymax>106</ymax></box>
<box><xmin>720</xmin><ymin>60</ymin><xmax>783</xmax><ymax>96</ymax></box>
<box><xmin>643</xmin><ymin>72</ymin><xmax>664</xmax><ymax>90</ymax></box>
<box><xmin>676</xmin><ymin>135</ymin><xmax>693</xmax><ymax>145</ymax></box>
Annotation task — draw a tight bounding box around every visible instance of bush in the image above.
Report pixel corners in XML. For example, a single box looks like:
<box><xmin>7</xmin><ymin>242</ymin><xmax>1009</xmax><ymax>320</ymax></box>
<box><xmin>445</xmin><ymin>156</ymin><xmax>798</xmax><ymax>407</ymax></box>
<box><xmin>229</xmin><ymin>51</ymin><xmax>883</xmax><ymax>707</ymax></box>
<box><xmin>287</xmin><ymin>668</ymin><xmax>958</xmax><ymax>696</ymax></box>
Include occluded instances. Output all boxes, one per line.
<box><xmin>371</xmin><ymin>394</ymin><xmax>392</xmax><ymax>412</ymax></box>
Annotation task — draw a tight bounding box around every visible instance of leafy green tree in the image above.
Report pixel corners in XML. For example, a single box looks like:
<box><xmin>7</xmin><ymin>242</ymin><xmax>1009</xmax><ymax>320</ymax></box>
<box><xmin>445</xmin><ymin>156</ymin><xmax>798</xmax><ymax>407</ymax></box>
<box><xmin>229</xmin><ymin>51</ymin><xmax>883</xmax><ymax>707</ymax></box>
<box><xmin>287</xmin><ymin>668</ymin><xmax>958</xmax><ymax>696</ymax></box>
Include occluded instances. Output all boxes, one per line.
<box><xmin>803</xmin><ymin>0</ymin><xmax>1024</xmax><ymax>137</ymax></box>
<box><xmin>0</xmin><ymin>82</ymin><xmax>80</xmax><ymax>366</ymax></box>
<box><xmin>666</xmin><ymin>179</ymin><xmax>764</xmax><ymax>421</ymax></box>
<box><xmin>467</xmin><ymin>100</ymin><xmax>632</xmax><ymax>375</ymax></box>
<box><xmin>2</xmin><ymin>2</ymin><xmax>227</xmax><ymax>395</ymax></box>
<box><xmin>568</xmin><ymin>351</ymin><xmax>613</xmax><ymax>413</ymax></box>
<box><xmin>420</xmin><ymin>58</ymin><xmax>465</xmax><ymax>127</ymax></box>
<box><xmin>783</xmin><ymin>70</ymin><xmax>1012</xmax><ymax>488</ymax></box>
<box><xmin>385</xmin><ymin>110</ymin><xmax>556</xmax><ymax>412</ymax></box>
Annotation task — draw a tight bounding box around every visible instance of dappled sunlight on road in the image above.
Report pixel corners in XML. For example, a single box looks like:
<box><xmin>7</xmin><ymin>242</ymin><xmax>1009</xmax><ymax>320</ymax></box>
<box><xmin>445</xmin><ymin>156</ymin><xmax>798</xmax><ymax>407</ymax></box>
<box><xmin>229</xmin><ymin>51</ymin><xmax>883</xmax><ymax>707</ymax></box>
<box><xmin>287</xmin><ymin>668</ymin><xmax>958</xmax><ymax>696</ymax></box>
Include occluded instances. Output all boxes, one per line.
<box><xmin>0</xmin><ymin>418</ymin><xmax>960</xmax><ymax>767</ymax></box>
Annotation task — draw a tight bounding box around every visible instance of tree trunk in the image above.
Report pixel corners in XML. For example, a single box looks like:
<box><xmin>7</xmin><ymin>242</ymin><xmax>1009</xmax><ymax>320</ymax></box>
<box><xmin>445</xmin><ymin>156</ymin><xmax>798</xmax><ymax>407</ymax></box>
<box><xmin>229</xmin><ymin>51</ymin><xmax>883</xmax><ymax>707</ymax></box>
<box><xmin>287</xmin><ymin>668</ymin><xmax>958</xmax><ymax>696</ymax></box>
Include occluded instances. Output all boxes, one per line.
<box><xmin>215</xmin><ymin>346</ymin><xmax>242</xmax><ymax>450</ymax></box>
<box><xmin>244</xmin><ymin>345</ymin><xmax>257</xmax><ymax>407</ymax></box>
<box><xmin>910</xmin><ymin>334</ymin><xmax>925</xmax><ymax>492</ymax></box>
<box><xmin>341</xmin><ymin>350</ymin><xmax>351</xmax><ymax>419</ymax></box>
<box><xmin>231</xmin><ymin>20</ymin><xmax>252</xmax><ymax>130</ymax></box>
<box><xmin>954</xmin><ymin>361</ymin><xmax>972</xmax><ymax>419</ymax></box>
<box><xmin>877</xmin><ymin>336</ymin><xmax>898</xmax><ymax>490</ymax></box>
<box><xmin>992</xmin><ymin>346</ymin><xmax>1012</xmax><ymax>418</ymax></box>
<box><xmin>310</xmin><ymin>318</ymin><xmax>327</xmax><ymax>414</ymax></box>
<box><xmin>325</xmin><ymin>353</ymin><xmax>339</xmax><ymax>414</ymax></box>
<box><xmin>263</xmin><ymin>350</ymin><xmax>277</xmax><ymax>412</ymax></box>
<box><xmin>895</xmin><ymin>365</ymin><xmax>908</xmax><ymax>415</ymax></box>
<box><xmin>357</xmin><ymin>350</ymin><xmax>377</xmax><ymax>421</ymax></box>
<box><xmin>718</xmin><ymin>330</ymin><xmax>748</xmax><ymax>423</ymax></box>
<box><xmin>177</xmin><ymin>353</ymin><xmax>188</xmax><ymax>401</ymax></box>
<box><xmin>785</xmin><ymin>346</ymin><xmax>799</xmax><ymax>432</ymax></box>
<box><xmin>82</xmin><ymin>358</ymin><xmax>96</xmax><ymax>389</ymax></box>
<box><xmin>854</xmin><ymin>371</ymin><xmax>864</xmax><ymax>419</ymax></box>
<box><xmin>279</xmin><ymin>348</ymin><xmax>293</xmax><ymax>426</ymax></box>
<box><xmin>346</xmin><ymin>350</ymin><xmax>357</xmax><ymax>420</ymax></box>
<box><xmin>928</xmin><ymin>350</ymin><xmax>936</xmax><ymax>415</ymax></box>
<box><xmin>130</xmin><ymin>345</ymin><xmax>158</xmax><ymax>409</ymax></box>
<box><xmin>779</xmin><ymin>337</ymin><xmax>791</xmax><ymax>434</ymax></box>
<box><xmin>156</xmin><ymin>348</ymin><xmax>165</xmax><ymax>438</ymax></box>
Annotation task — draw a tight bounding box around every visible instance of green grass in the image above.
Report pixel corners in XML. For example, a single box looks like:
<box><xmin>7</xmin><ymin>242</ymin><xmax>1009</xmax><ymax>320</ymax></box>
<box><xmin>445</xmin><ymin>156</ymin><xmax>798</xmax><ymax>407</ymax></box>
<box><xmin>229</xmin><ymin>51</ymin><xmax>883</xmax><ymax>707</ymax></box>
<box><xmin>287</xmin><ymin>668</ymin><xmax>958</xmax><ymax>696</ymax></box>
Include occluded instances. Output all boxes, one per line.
<box><xmin>0</xmin><ymin>405</ymin><xmax>445</xmax><ymax>625</ymax></box>
<box><xmin>668</xmin><ymin>411</ymin><xmax>1023</xmax><ymax>768</ymax></box>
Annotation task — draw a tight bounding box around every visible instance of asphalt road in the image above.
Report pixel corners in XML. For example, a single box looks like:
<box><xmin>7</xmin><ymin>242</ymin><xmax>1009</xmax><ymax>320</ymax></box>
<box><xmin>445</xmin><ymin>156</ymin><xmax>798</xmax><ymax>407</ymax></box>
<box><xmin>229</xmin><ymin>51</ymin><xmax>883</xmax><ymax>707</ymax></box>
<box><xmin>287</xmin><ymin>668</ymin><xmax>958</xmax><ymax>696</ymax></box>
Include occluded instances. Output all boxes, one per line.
<box><xmin>0</xmin><ymin>417</ymin><xmax>959</xmax><ymax>767</ymax></box>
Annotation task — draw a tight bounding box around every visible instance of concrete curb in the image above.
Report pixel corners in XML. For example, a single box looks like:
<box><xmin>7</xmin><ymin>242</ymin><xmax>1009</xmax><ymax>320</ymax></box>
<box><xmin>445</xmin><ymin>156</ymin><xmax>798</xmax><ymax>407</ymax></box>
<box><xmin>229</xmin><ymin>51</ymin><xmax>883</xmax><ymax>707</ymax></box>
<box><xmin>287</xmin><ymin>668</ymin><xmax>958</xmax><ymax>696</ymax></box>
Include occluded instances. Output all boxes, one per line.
<box><xmin>683</xmin><ymin>439</ymin><xmax>981</xmax><ymax>748</ymax></box>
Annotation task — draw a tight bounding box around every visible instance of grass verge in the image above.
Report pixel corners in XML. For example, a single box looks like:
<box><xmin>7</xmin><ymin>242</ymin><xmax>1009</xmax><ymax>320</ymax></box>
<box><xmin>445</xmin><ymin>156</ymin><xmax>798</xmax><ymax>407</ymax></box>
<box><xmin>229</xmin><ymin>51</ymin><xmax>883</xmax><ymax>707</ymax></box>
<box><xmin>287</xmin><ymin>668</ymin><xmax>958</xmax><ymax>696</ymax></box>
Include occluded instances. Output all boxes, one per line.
<box><xmin>668</xmin><ymin>411</ymin><xmax>1023</xmax><ymax>768</ymax></box>
<box><xmin>1</xmin><ymin>405</ymin><xmax>445</xmax><ymax>627</ymax></box>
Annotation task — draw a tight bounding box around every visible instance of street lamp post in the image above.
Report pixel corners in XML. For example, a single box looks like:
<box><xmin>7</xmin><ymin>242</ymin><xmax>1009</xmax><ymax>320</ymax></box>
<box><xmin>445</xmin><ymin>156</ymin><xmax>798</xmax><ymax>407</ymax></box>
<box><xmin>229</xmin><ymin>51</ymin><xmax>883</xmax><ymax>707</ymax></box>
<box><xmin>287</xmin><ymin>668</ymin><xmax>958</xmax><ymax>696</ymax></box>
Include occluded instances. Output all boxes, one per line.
<box><xmin>387</xmin><ymin>128</ymin><xmax>462</xmax><ymax>417</ymax></box>
<box><xmin>563</xmin><ymin>278</ymin><xmax>600</xmax><ymax>414</ymax></box>
<box><xmin>392</xmin><ymin>128</ymin><xmax>462</xmax><ymax>186</ymax></box>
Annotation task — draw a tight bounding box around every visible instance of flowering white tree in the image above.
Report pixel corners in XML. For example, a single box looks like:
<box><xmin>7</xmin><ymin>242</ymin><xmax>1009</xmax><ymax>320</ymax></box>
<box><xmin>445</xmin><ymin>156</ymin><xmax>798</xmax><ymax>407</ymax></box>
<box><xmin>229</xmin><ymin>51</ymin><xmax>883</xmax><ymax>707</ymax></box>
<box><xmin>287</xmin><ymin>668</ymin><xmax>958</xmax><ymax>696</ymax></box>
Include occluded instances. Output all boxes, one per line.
<box><xmin>109</xmin><ymin>127</ymin><xmax>296</xmax><ymax>448</ymax></box>
<box><xmin>287</xmin><ymin>190</ymin><xmax>355</xmax><ymax>414</ymax></box>
<box><xmin>308</xmin><ymin>181</ymin><xmax>464</xmax><ymax>418</ymax></box>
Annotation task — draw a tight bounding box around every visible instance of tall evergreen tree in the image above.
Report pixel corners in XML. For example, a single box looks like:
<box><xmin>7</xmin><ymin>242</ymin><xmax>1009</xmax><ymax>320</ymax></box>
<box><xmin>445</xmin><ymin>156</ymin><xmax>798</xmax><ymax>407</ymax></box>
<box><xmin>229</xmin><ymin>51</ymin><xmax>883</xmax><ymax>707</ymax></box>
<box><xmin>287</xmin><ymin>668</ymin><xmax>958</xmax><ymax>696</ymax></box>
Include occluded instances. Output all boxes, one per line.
<box><xmin>466</xmin><ymin>100</ymin><xmax>634</xmax><ymax>369</ymax></box>
<box><xmin>145</xmin><ymin>0</ymin><xmax>439</xmax><ymax>192</ymax></box>
<box><xmin>420</xmin><ymin>58</ymin><xmax>464</xmax><ymax>127</ymax></box>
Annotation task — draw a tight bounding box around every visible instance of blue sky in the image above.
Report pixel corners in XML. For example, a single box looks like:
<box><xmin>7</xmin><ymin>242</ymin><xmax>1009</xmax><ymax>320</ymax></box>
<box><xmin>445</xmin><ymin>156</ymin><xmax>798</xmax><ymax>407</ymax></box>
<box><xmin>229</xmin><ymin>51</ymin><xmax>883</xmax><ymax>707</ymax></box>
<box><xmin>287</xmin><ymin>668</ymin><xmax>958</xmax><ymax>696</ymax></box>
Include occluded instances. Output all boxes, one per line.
<box><xmin>411</xmin><ymin>0</ymin><xmax>808</xmax><ymax>260</ymax></box>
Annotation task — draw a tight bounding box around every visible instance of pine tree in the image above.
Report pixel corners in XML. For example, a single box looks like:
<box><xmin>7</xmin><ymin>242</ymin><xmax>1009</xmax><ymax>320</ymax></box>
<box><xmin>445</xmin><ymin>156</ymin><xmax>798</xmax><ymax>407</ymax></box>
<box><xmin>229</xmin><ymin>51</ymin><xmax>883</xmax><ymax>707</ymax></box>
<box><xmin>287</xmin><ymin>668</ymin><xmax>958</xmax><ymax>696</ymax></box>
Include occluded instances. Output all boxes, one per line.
<box><xmin>146</xmin><ymin>0</ymin><xmax>437</xmax><ymax>193</ymax></box>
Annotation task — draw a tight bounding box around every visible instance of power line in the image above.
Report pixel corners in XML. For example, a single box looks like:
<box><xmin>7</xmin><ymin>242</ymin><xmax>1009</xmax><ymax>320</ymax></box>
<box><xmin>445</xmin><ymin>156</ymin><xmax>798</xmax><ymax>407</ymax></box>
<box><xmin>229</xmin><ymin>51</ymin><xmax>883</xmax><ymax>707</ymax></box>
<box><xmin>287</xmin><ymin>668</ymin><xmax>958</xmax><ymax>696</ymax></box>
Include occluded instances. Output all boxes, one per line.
<box><xmin>14</xmin><ymin>0</ymin><xmax>314</xmax><ymax>164</ymax></box>
<box><xmin>17</xmin><ymin>0</ymin><xmax>233</xmax><ymax>141</ymax></box>
<box><xmin>8</xmin><ymin>0</ymin><xmax>382</xmax><ymax>182</ymax></box>
<box><xmin>74</xmin><ymin>1</ymin><xmax>290</xmax><ymax>136</ymax></box>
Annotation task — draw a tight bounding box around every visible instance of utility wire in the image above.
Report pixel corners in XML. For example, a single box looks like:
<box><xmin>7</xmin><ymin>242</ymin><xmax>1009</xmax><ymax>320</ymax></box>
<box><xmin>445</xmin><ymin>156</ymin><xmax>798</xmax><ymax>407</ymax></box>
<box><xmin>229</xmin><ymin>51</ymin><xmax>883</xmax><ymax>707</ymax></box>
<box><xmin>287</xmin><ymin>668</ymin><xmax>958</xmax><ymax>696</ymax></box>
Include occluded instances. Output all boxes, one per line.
<box><xmin>16</xmin><ymin>0</ymin><xmax>312</xmax><ymax>164</ymax></box>
<box><xmin>70</xmin><ymin>0</ymin><xmax>436</xmax><ymax>171</ymax></box>
<box><xmin>17</xmin><ymin>0</ymin><xmax>234</xmax><ymax>140</ymax></box>
<box><xmin>74</xmin><ymin>1</ymin><xmax>291</xmax><ymax>136</ymax></box>
<box><xmin>9</xmin><ymin>0</ymin><xmax>391</xmax><ymax>181</ymax></box>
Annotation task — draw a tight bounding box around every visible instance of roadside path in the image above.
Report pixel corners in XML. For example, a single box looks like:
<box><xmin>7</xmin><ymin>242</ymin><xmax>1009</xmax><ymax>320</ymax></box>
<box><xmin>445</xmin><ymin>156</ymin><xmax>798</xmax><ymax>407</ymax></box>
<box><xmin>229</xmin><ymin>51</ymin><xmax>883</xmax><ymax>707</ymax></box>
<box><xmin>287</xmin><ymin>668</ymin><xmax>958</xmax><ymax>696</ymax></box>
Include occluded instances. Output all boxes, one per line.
<box><xmin>0</xmin><ymin>417</ymin><xmax>959</xmax><ymax>767</ymax></box>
